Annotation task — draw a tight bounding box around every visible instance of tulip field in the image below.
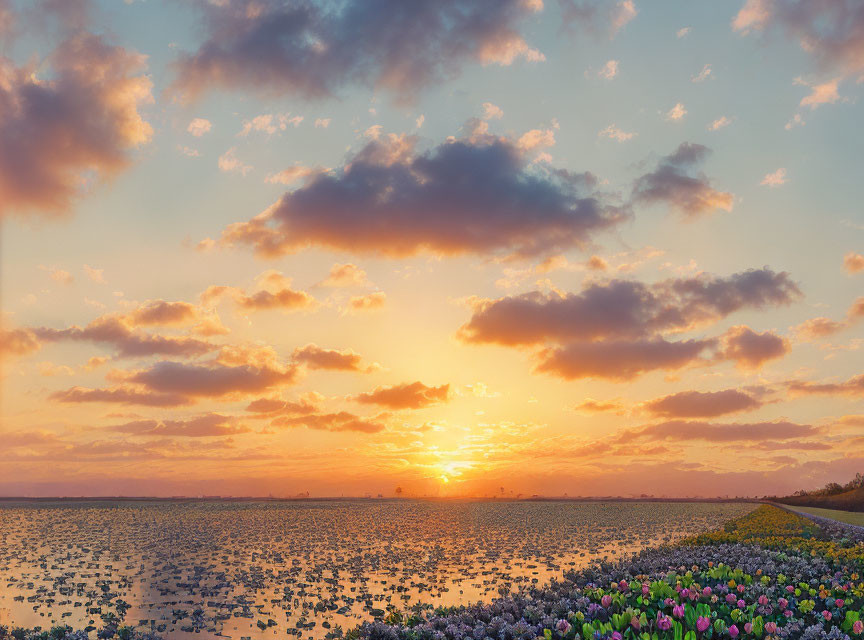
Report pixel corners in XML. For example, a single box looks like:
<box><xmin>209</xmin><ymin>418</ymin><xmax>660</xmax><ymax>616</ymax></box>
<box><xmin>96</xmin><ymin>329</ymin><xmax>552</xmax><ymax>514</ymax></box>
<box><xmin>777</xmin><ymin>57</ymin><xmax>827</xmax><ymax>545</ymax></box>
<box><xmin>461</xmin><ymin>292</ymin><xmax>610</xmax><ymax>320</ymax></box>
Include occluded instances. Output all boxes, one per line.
<box><xmin>357</xmin><ymin>505</ymin><xmax>864</xmax><ymax>640</ymax></box>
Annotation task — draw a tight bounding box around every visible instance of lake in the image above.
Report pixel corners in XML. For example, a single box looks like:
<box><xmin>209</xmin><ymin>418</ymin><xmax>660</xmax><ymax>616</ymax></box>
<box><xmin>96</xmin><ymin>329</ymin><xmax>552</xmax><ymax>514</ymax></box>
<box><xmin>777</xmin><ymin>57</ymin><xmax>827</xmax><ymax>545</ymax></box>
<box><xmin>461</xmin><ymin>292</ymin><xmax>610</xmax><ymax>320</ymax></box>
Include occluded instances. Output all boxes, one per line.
<box><xmin>0</xmin><ymin>500</ymin><xmax>753</xmax><ymax>639</ymax></box>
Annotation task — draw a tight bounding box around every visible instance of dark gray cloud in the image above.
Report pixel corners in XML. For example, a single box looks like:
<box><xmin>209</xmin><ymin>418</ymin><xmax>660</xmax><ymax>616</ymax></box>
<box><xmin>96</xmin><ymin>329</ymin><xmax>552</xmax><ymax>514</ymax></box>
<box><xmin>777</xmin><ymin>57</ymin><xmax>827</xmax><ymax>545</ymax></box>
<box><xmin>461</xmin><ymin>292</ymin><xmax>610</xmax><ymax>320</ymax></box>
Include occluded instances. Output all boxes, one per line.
<box><xmin>172</xmin><ymin>0</ymin><xmax>543</xmax><ymax>104</ymax></box>
<box><xmin>632</xmin><ymin>143</ymin><xmax>733</xmax><ymax>218</ymax></box>
<box><xmin>645</xmin><ymin>389</ymin><xmax>764</xmax><ymax>418</ymax></box>
<box><xmin>218</xmin><ymin>133</ymin><xmax>628</xmax><ymax>258</ymax></box>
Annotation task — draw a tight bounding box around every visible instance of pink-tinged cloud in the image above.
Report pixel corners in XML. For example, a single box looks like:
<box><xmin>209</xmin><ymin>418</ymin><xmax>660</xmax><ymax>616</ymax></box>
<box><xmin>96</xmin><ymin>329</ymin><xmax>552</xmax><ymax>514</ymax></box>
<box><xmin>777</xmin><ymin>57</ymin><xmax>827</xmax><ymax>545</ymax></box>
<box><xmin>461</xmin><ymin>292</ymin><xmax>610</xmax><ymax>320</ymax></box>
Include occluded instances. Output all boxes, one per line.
<box><xmin>201</xmin><ymin>272</ymin><xmax>317</xmax><ymax>313</ymax></box>
<box><xmin>620</xmin><ymin>419</ymin><xmax>819</xmax><ymax>443</ymax></box>
<box><xmin>459</xmin><ymin>269</ymin><xmax>799</xmax><ymax>346</ymax></box>
<box><xmin>793</xmin><ymin>296</ymin><xmax>864</xmax><ymax>340</ymax></box>
<box><xmin>291</xmin><ymin>344</ymin><xmax>368</xmax><ymax>372</ymax></box>
<box><xmin>0</xmin><ymin>33</ymin><xmax>153</xmax><ymax>218</ymax></box>
<box><xmin>107</xmin><ymin>413</ymin><xmax>250</xmax><ymax>437</ymax></box>
<box><xmin>318</xmin><ymin>263</ymin><xmax>369</xmax><ymax>287</ymax></box>
<box><xmin>645</xmin><ymin>388</ymin><xmax>763</xmax><ymax>418</ymax></box>
<box><xmin>733</xmin><ymin>0</ymin><xmax>864</xmax><ymax>81</ymax></box>
<box><xmin>129</xmin><ymin>360</ymin><xmax>300</xmax><ymax>398</ymax></box>
<box><xmin>789</xmin><ymin>374</ymin><xmax>864</xmax><ymax>397</ymax></box>
<box><xmin>33</xmin><ymin>316</ymin><xmax>216</xmax><ymax>358</ymax></box>
<box><xmin>632</xmin><ymin>143</ymin><xmax>733</xmax><ymax>218</ymax></box>
<box><xmin>356</xmin><ymin>381</ymin><xmax>450</xmax><ymax>409</ymax></box>
<box><xmin>0</xmin><ymin>327</ymin><xmax>41</xmax><ymax>357</ymax></box>
<box><xmin>171</xmin><ymin>0</ymin><xmax>542</xmax><ymax>104</ymax></box>
<box><xmin>535</xmin><ymin>338</ymin><xmax>712</xmax><ymax>381</ymax></box>
<box><xmin>272</xmin><ymin>411</ymin><xmax>386</xmax><ymax>433</ymax></box>
<box><xmin>349</xmin><ymin>292</ymin><xmax>387</xmax><ymax>312</ymax></box>
<box><xmin>50</xmin><ymin>386</ymin><xmax>189</xmax><ymax>407</ymax></box>
<box><xmin>245</xmin><ymin>395</ymin><xmax>319</xmax><ymax>416</ymax></box>
<box><xmin>845</xmin><ymin>252</ymin><xmax>864</xmax><ymax>273</ymax></box>
<box><xmin>217</xmin><ymin>133</ymin><xmax>628</xmax><ymax>258</ymax></box>
<box><xmin>559</xmin><ymin>0</ymin><xmax>637</xmax><ymax>37</ymax></box>
<box><xmin>718</xmin><ymin>325</ymin><xmax>789</xmax><ymax>369</ymax></box>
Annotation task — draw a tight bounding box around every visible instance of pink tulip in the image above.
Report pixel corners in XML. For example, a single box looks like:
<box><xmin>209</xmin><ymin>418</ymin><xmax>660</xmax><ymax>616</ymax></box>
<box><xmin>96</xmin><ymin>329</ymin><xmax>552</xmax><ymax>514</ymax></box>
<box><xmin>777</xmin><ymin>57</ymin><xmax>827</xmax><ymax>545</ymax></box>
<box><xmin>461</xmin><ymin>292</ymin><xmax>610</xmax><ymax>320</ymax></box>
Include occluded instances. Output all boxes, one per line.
<box><xmin>778</xmin><ymin>598</ymin><xmax>788</xmax><ymax>610</ymax></box>
<box><xmin>673</xmin><ymin>605</ymin><xmax>685</xmax><ymax>618</ymax></box>
<box><xmin>697</xmin><ymin>617</ymin><xmax>710</xmax><ymax>632</ymax></box>
<box><xmin>703</xmin><ymin>587</ymin><xmax>712</xmax><ymax>596</ymax></box>
<box><xmin>631</xmin><ymin>617</ymin><xmax>641</xmax><ymax>630</ymax></box>
<box><xmin>744</xmin><ymin>623</ymin><xmax>752</xmax><ymax>634</ymax></box>
<box><xmin>643</xmin><ymin>584</ymin><xmax>650</xmax><ymax>596</ymax></box>
<box><xmin>784</xmin><ymin>610</ymin><xmax>792</xmax><ymax>618</ymax></box>
<box><xmin>786</xmin><ymin>585</ymin><xmax>794</xmax><ymax>593</ymax></box>
<box><xmin>835</xmin><ymin>599</ymin><xmax>845</xmax><ymax>608</ymax></box>
<box><xmin>764</xmin><ymin>621</ymin><xmax>777</xmax><ymax>634</ymax></box>
<box><xmin>758</xmin><ymin>595</ymin><xmax>769</xmax><ymax>606</ymax></box>
<box><xmin>601</xmin><ymin>595</ymin><xmax>612</xmax><ymax>608</ymax></box>
<box><xmin>852</xmin><ymin>620</ymin><xmax>863</xmax><ymax>635</ymax></box>
<box><xmin>737</xmin><ymin>599</ymin><xmax>746</xmax><ymax>609</ymax></box>
<box><xmin>737</xmin><ymin>585</ymin><xmax>745</xmax><ymax>593</ymax></box>
<box><xmin>729</xmin><ymin>624</ymin><xmax>739</xmax><ymax>638</ymax></box>
<box><xmin>822</xmin><ymin>610</ymin><xmax>832</xmax><ymax>621</ymax></box>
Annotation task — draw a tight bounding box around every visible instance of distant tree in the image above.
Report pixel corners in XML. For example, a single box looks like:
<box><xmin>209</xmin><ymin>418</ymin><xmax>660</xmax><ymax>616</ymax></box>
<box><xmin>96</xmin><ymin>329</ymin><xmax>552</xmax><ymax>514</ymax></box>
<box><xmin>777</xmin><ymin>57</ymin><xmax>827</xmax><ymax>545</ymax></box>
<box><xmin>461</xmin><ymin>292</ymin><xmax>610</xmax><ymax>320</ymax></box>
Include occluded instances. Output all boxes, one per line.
<box><xmin>395</xmin><ymin>486</ymin><xmax>403</xmax><ymax>497</ymax></box>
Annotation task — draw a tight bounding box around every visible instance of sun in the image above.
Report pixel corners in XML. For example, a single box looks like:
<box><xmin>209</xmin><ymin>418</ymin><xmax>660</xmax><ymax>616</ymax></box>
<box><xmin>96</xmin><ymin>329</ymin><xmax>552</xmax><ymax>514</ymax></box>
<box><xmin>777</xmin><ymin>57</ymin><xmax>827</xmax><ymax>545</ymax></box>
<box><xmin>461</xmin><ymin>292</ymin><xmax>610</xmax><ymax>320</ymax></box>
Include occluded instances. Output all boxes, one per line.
<box><xmin>439</xmin><ymin>474</ymin><xmax>450</xmax><ymax>484</ymax></box>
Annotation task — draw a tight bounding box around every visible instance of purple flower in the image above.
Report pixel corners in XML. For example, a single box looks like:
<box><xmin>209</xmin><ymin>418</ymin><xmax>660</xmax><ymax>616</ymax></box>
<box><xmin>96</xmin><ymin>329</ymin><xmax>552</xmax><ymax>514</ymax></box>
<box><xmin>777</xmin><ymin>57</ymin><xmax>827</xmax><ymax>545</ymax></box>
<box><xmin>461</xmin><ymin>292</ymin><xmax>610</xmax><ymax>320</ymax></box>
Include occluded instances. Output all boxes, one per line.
<box><xmin>729</xmin><ymin>624</ymin><xmax>739</xmax><ymax>638</ymax></box>
<box><xmin>656</xmin><ymin>614</ymin><xmax>672</xmax><ymax>631</ymax></box>
<box><xmin>744</xmin><ymin>623</ymin><xmax>752</xmax><ymax>634</ymax></box>
<box><xmin>758</xmin><ymin>595</ymin><xmax>769</xmax><ymax>606</ymax></box>
<box><xmin>737</xmin><ymin>599</ymin><xmax>745</xmax><ymax>609</ymax></box>
<box><xmin>696</xmin><ymin>617</ymin><xmax>711</xmax><ymax>633</ymax></box>
<box><xmin>672</xmin><ymin>605</ymin><xmax>685</xmax><ymax>619</ymax></box>
<box><xmin>556</xmin><ymin>619</ymin><xmax>571</xmax><ymax>635</ymax></box>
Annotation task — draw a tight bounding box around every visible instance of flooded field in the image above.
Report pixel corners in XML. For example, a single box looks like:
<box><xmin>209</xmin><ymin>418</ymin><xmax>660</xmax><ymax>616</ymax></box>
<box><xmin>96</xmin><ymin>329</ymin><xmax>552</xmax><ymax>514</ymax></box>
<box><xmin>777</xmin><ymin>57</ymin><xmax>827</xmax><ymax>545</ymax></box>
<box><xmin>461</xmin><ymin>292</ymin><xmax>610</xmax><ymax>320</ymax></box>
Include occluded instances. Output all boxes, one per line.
<box><xmin>0</xmin><ymin>500</ymin><xmax>753</xmax><ymax>639</ymax></box>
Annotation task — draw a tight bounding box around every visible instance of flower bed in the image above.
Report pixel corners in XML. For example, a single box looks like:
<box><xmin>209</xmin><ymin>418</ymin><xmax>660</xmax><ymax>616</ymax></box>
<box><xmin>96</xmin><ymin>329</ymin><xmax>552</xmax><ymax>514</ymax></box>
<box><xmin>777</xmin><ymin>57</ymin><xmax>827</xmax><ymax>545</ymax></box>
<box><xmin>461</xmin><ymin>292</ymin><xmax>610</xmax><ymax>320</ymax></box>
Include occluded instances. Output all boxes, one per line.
<box><xmin>356</xmin><ymin>506</ymin><xmax>864</xmax><ymax>640</ymax></box>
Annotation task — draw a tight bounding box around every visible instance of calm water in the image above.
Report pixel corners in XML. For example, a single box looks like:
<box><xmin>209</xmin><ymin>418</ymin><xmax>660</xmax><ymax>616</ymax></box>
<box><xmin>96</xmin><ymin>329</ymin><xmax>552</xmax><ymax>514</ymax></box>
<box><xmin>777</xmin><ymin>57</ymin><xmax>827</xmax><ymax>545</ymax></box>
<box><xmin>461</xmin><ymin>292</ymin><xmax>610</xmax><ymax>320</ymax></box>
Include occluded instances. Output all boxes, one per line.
<box><xmin>0</xmin><ymin>500</ymin><xmax>753</xmax><ymax>639</ymax></box>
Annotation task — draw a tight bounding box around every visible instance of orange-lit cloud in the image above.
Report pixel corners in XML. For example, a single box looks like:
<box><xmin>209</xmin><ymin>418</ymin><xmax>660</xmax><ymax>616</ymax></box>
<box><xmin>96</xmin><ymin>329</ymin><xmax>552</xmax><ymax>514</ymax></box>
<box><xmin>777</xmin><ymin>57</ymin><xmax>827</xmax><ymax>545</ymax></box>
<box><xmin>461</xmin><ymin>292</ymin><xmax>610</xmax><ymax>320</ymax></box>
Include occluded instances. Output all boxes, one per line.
<box><xmin>356</xmin><ymin>381</ymin><xmax>451</xmax><ymax>409</ymax></box>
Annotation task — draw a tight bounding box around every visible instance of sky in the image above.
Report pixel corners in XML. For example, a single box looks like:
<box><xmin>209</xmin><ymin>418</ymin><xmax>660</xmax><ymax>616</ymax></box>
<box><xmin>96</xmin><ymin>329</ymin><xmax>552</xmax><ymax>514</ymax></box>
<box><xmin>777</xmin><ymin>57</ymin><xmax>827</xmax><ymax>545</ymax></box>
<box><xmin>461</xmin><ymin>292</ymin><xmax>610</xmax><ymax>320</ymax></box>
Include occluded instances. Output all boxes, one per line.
<box><xmin>1</xmin><ymin>0</ymin><xmax>863</xmax><ymax>499</ymax></box>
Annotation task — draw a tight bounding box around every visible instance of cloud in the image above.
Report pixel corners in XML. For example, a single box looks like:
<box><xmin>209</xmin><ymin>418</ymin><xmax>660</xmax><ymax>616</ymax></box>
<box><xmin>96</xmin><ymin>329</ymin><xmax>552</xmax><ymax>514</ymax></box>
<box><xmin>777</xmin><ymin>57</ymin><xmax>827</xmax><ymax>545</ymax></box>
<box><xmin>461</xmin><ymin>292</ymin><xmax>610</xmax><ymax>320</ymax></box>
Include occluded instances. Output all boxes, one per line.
<box><xmin>598</xmin><ymin>125</ymin><xmax>635</xmax><ymax>142</ymax></box>
<box><xmin>732</xmin><ymin>0</ymin><xmax>864</xmax><ymax>82</ymax></box>
<box><xmin>597</xmin><ymin>59</ymin><xmax>619</xmax><ymax>79</ymax></box>
<box><xmin>215</xmin><ymin>130</ymin><xmax>628</xmax><ymax>258</ymax></box>
<box><xmin>0</xmin><ymin>32</ymin><xmax>153</xmax><ymax>218</ymax></box>
<box><xmin>665</xmin><ymin>103</ymin><xmax>687</xmax><ymax>121</ymax></box>
<box><xmin>218</xmin><ymin>147</ymin><xmax>252</xmax><ymax>175</ymax></box>
<box><xmin>632</xmin><ymin>143</ymin><xmax>733</xmax><ymax>218</ymax></box>
<box><xmin>51</xmin><ymin>386</ymin><xmax>189</xmax><ymax>407</ymax></box>
<box><xmin>708</xmin><ymin>116</ymin><xmax>732</xmax><ymax>131</ymax></box>
<box><xmin>692</xmin><ymin>64</ymin><xmax>712</xmax><ymax>82</ymax></box>
<box><xmin>356</xmin><ymin>381</ymin><xmax>450</xmax><ymax>409</ymax></box>
<box><xmin>202</xmin><ymin>271</ymin><xmax>317</xmax><ymax>313</ymax></box>
<box><xmin>789</xmin><ymin>374</ymin><xmax>864</xmax><ymax>397</ymax></box>
<box><xmin>33</xmin><ymin>316</ymin><xmax>216</xmax><ymax>358</ymax></box>
<box><xmin>129</xmin><ymin>359</ymin><xmax>300</xmax><ymax>399</ymax></box>
<box><xmin>573</xmin><ymin>399</ymin><xmax>625</xmax><ymax>414</ymax></box>
<box><xmin>171</xmin><ymin>0</ymin><xmax>543</xmax><ymax>104</ymax></box>
<box><xmin>718</xmin><ymin>325</ymin><xmax>789</xmax><ymax>370</ymax></box>
<box><xmin>272</xmin><ymin>411</ymin><xmax>386</xmax><ymax>433</ymax></box>
<box><xmin>84</xmin><ymin>265</ymin><xmax>106</xmax><ymax>284</ymax></box>
<box><xmin>535</xmin><ymin>337</ymin><xmax>712</xmax><ymax>381</ymax></box>
<box><xmin>239</xmin><ymin>112</ymin><xmax>303</xmax><ymax>136</ymax></box>
<box><xmin>349</xmin><ymin>292</ymin><xmax>387</xmax><ymax>312</ymax></box>
<box><xmin>844</xmin><ymin>252</ymin><xmax>864</xmax><ymax>274</ymax></box>
<box><xmin>559</xmin><ymin>0</ymin><xmax>637</xmax><ymax>38</ymax></box>
<box><xmin>318</xmin><ymin>263</ymin><xmax>369</xmax><ymax>288</ymax></box>
<box><xmin>795</xmin><ymin>77</ymin><xmax>843</xmax><ymax>109</ymax></box>
<box><xmin>644</xmin><ymin>389</ymin><xmax>763</xmax><ymax>418</ymax></box>
<box><xmin>0</xmin><ymin>327</ymin><xmax>42</xmax><ymax>358</ymax></box>
<box><xmin>459</xmin><ymin>268</ymin><xmax>800</xmax><ymax>346</ymax></box>
<box><xmin>265</xmin><ymin>165</ymin><xmax>316</xmax><ymax>185</ymax></box>
<box><xmin>108</xmin><ymin>413</ymin><xmax>250</xmax><ymax>437</ymax></box>
<box><xmin>291</xmin><ymin>344</ymin><xmax>370</xmax><ymax>372</ymax></box>
<box><xmin>760</xmin><ymin>168</ymin><xmax>787</xmax><ymax>186</ymax></box>
<box><xmin>187</xmin><ymin>117</ymin><xmax>212</xmax><ymax>137</ymax></box>
<box><xmin>792</xmin><ymin>296</ymin><xmax>864</xmax><ymax>340</ymax></box>
<box><xmin>482</xmin><ymin>102</ymin><xmax>504</xmax><ymax>119</ymax></box>
<box><xmin>620</xmin><ymin>419</ymin><xmax>819</xmax><ymax>443</ymax></box>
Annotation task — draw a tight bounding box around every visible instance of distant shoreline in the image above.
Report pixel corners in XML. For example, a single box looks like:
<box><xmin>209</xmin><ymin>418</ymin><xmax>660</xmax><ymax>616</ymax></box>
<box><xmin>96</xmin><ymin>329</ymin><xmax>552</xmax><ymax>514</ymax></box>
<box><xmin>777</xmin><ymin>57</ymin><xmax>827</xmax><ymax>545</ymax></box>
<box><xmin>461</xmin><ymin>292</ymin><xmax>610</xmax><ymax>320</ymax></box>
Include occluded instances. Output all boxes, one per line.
<box><xmin>0</xmin><ymin>495</ymin><xmax>759</xmax><ymax>504</ymax></box>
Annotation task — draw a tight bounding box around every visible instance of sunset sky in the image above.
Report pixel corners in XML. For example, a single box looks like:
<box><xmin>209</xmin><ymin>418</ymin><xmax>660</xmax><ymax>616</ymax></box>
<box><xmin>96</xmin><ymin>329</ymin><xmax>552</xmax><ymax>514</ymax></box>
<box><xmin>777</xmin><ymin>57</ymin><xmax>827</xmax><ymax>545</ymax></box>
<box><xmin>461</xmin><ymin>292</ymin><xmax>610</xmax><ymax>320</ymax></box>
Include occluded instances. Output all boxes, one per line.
<box><xmin>1</xmin><ymin>0</ymin><xmax>863</xmax><ymax>498</ymax></box>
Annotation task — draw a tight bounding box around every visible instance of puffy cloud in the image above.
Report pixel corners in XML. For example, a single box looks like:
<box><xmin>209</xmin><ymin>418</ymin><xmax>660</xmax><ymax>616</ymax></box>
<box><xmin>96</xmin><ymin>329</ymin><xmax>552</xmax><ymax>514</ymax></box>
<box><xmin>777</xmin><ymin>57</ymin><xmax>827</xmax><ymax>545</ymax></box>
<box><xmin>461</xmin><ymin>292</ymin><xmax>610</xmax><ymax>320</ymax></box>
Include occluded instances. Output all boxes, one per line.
<box><xmin>482</xmin><ymin>102</ymin><xmax>504</xmax><ymax>119</ymax></box>
<box><xmin>789</xmin><ymin>374</ymin><xmax>864</xmax><ymax>397</ymax></box>
<box><xmin>796</xmin><ymin>77</ymin><xmax>842</xmax><ymax>109</ymax></box>
<box><xmin>732</xmin><ymin>0</ymin><xmax>864</xmax><ymax>82</ymax></box>
<box><xmin>265</xmin><ymin>165</ymin><xmax>316</xmax><ymax>185</ymax></box>
<box><xmin>50</xmin><ymin>386</ymin><xmax>189</xmax><ymax>407</ymax></box>
<box><xmin>692</xmin><ymin>64</ymin><xmax>712</xmax><ymax>82</ymax></box>
<box><xmin>559</xmin><ymin>0</ymin><xmax>637</xmax><ymax>37</ymax></box>
<box><xmin>644</xmin><ymin>389</ymin><xmax>763</xmax><ymax>418</ymax></box>
<box><xmin>349</xmin><ymin>292</ymin><xmax>387</xmax><ymax>312</ymax></box>
<box><xmin>573</xmin><ymin>399</ymin><xmax>625</xmax><ymax>414</ymax></box>
<box><xmin>202</xmin><ymin>271</ymin><xmax>317</xmax><ymax>313</ymax></box>
<box><xmin>318</xmin><ymin>263</ymin><xmax>368</xmax><ymax>288</ymax></box>
<box><xmin>239</xmin><ymin>112</ymin><xmax>303</xmax><ymax>136</ymax></box>
<box><xmin>33</xmin><ymin>316</ymin><xmax>216</xmax><ymax>358</ymax></box>
<box><xmin>844</xmin><ymin>252</ymin><xmax>864</xmax><ymax>273</ymax></box>
<box><xmin>0</xmin><ymin>32</ymin><xmax>153</xmax><ymax>218</ymax></box>
<box><xmin>356</xmin><ymin>381</ymin><xmax>450</xmax><ymax>409</ymax></box>
<box><xmin>272</xmin><ymin>411</ymin><xmax>386</xmax><ymax>433</ymax></box>
<box><xmin>291</xmin><ymin>344</ymin><xmax>369</xmax><ymax>372</ymax></box>
<box><xmin>708</xmin><ymin>116</ymin><xmax>732</xmax><ymax>131</ymax></box>
<box><xmin>216</xmin><ymin>131</ymin><xmax>627</xmax><ymax>258</ymax></box>
<box><xmin>171</xmin><ymin>0</ymin><xmax>543</xmax><ymax>104</ymax></box>
<box><xmin>632</xmin><ymin>143</ymin><xmax>733</xmax><ymax>218</ymax></box>
<box><xmin>598</xmin><ymin>125</ymin><xmax>635</xmax><ymax>142</ymax></box>
<box><xmin>129</xmin><ymin>359</ymin><xmax>300</xmax><ymax>399</ymax></box>
<box><xmin>0</xmin><ymin>327</ymin><xmax>41</xmax><ymax>358</ymax></box>
<box><xmin>187</xmin><ymin>117</ymin><xmax>212</xmax><ymax>137</ymax></box>
<box><xmin>597</xmin><ymin>59</ymin><xmax>619</xmax><ymax>79</ymax></box>
<box><xmin>665</xmin><ymin>102</ymin><xmax>687</xmax><ymax>121</ymax></box>
<box><xmin>245</xmin><ymin>395</ymin><xmax>319</xmax><ymax>416</ymax></box>
<box><xmin>83</xmin><ymin>265</ymin><xmax>106</xmax><ymax>284</ymax></box>
<box><xmin>760</xmin><ymin>168</ymin><xmax>787</xmax><ymax>187</ymax></box>
<box><xmin>718</xmin><ymin>325</ymin><xmax>789</xmax><ymax>370</ymax></box>
<box><xmin>792</xmin><ymin>296</ymin><xmax>864</xmax><ymax>340</ymax></box>
<box><xmin>218</xmin><ymin>147</ymin><xmax>252</xmax><ymax>175</ymax></box>
<box><xmin>535</xmin><ymin>337</ymin><xmax>712</xmax><ymax>381</ymax></box>
<box><xmin>108</xmin><ymin>413</ymin><xmax>250</xmax><ymax>437</ymax></box>
<box><xmin>459</xmin><ymin>269</ymin><xmax>800</xmax><ymax>346</ymax></box>
<box><xmin>619</xmin><ymin>419</ymin><xmax>819</xmax><ymax>443</ymax></box>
